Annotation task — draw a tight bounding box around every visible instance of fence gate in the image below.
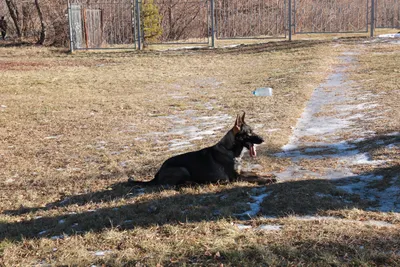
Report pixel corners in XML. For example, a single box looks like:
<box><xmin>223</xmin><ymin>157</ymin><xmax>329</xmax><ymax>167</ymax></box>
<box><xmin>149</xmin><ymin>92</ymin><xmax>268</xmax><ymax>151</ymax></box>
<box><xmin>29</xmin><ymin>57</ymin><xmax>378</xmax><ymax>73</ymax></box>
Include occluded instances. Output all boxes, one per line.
<box><xmin>293</xmin><ymin>0</ymin><xmax>369</xmax><ymax>34</ymax></box>
<box><xmin>83</xmin><ymin>9</ymin><xmax>103</xmax><ymax>48</ymax></box>
<box><xmin>215</xmin><ymin>0</ymin><xmax>287</xmax><ymax>39</ymax></box>
<box><xmin>68</xmin><ymin>0</ymin><xmax>136</xmax><ymax>50</ymax></box>
<box><xmin>69</xmin><ymin>6</ymin><xmax>104</xmax><ymax>49</ymax></box>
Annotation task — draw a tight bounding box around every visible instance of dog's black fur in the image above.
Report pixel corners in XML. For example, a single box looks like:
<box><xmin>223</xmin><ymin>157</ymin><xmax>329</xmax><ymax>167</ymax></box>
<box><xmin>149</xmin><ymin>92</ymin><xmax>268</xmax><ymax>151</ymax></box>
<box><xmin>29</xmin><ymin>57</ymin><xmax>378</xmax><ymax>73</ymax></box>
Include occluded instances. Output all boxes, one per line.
<box><xmin>129</xmin><ymin>112</ymin><xmax>274</xmax><ymax>186</ymax></box>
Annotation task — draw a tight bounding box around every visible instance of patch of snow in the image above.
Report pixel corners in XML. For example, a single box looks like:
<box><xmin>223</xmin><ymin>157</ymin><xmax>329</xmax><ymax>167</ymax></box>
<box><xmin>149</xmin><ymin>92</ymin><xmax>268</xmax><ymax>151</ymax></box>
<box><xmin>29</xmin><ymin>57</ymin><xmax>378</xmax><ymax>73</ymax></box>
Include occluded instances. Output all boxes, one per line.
<box><xmin>59</xmin><ymin>198</ymin><xmax>70</xmax><ymax>206</ymax></box>
<box><xmin>235</xmin><ymin>190</ymin><xmax>271</xmax><ymax>218</ymax></box>
<box><xmin>336</xmin><ymin>175</ymin><xmax>384</xmax><ymax>202</ymax></box>
<box><xmin>94</xmin><ymin>250</ymin><xmax>113</xmax><ymax>256</ymax></box>
<box><xmin>274</xmin><ymin>51</ymin><xmax>397</xmax><ymax>211</ymax></box>
<box><xmin>293</xmin><ymin>216</ymin><xmax>396</xmax><ymax>227</ymax></box>
<box><xmin>294</xmin><ymin>215</ymin><xmax>339</xmax><ymax>221</ymax></box>
<box><xmin>387</xmin><ymin>132</ymin><xmax>400</xmax><ymax>137</ymax></box>
<box><xmin>236</xmin><ymin>224</ymin><xmax>253</xmax><ymax>230</ymax></box>
<box><xmin>221</xmin><ymin>44</ymin><xmax>241</xmax><ymax>48</ymax></box>
<box><xmin>256</xmin><ymin>224</ymin><xmax>282</xmax><ymax>231</ymax></box>
<box><xmin>348</xmin><ymin>153</ymin><xmax>387</xmax><ymax>165</ymax></box>
<box><xmin>5</xmin><ymin>178</ymin><xmax>15</xmax><ymax>184</ymax></box>
<box><xmin>386</xmin><ymin>144</ymin><xmax>398</xmax><ymax>150</ymax></box>
<box><xmin>150</xmin><ymin>112</ymin><xmax>232</xmax><ymax>151</ymax></box>
<box><xmin>38</xmin><ymin>230</ymin><xmax>48</xmax><ymax>236</ymax></box>
<box><xmin>371</xmin><ymin>180</ymin><xmax>400</xmax><ymax>212</ymax></box>
<box><xmin>315</xmin><ymin>193</ymin><xmax>333</xmax><ymax>198</ymax></box>
<box><xmin>241</xmin><ymin>163</ymin><xmax>263</xmax><ymax>172</ymax></box>
<box><xmin>366</xmin><ymin>220</ymin><xmax>396</xmax><ymax>227</ymax></box>
<box><xmin>378</xmin><ymin>33</ymin><xmax>400</xmax><ymax>38</ymax></box>
<box><xmin>51</xmin><ymin>235</ymin><xmax>66</xmax><ymax>240</ymax></box>
<box><xmin>44</xmin><ymin>135</ymin><xmax>63</xmax><ymax>140</ymax></box>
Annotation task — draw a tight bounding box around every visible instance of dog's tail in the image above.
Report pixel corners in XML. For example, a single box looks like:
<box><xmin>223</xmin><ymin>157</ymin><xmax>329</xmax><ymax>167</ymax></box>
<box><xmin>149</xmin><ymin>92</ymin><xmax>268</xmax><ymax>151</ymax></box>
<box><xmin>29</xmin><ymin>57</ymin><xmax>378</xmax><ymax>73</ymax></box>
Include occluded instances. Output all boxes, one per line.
<box><xmin>127</xmin><ymin>175</ymin><xmax>157</xmax><ymax>186</ymax></box>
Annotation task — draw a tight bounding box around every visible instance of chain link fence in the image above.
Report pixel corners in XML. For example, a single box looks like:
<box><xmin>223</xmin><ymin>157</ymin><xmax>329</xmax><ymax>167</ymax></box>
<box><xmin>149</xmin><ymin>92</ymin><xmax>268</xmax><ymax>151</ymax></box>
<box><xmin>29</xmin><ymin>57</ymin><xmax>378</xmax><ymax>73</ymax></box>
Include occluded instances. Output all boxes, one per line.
<box><xmin>215</xmin><ymin>0</ymin><xmax>287</xmax><ymax>39</ymax></box>
<box><xmin>64</xmin><ymin>0</ymin><xmax>400</xmax><ymax>51</ymax></box>
<box><xmin>147</xmin><ymin>0</ymin><xmax>210</xmax><ymax>44</ymax></box>
<box><xmin>293</xmin><ymin>0</ymin><xmax>369</xmax><ymax>34</ymax></box>
<box><xmin>376</xmin><ymin>0</ymin><xmax>400</xmax><ymax>28</ymax></box>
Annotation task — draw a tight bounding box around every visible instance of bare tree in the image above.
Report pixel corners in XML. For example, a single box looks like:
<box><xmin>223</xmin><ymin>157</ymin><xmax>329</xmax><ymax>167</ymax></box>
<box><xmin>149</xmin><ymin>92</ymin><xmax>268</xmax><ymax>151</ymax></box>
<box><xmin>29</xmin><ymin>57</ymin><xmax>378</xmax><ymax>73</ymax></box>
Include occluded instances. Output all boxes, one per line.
<box><xmin>5</xmin><ymin>0</ymin><xmax>21</xmax><ymax>38</ymax></box>
<box><xmin>34</xmin><ymin>0</ymin><xmax>46</xmax><ymax>44</ymax></box>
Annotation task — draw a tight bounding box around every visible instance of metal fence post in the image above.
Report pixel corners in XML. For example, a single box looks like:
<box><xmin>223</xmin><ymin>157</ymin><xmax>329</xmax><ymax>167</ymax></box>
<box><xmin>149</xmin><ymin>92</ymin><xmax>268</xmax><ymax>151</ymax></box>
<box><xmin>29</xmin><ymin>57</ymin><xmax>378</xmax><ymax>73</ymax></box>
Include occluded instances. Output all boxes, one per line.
<box><xmin>370</xmin><ymin>0</ymin><xmax>375</xmax><ymax>37</ymax></box>
<box><xmin>131</xmin><ymin>0</ymin><xmax>136</xmax><ymax>49</ymax></box>
<box><xmin>288</xmin><ymin>0</ymin><xmax>292</xmax><ymax>41</ymax></box>
<box><xmin>211</xmin><ymin>0</ymin><xmax>215</xmax><ymax>48</ymax></box>
<box><xmin>136</xmin><ymin>0</ymin><xmax>142</xmax><ymax>50</ymax></box>
<box><xmin>67</xmin><ymin>0</ymin><xmax>74</xmax><ymax>52</ymax></box>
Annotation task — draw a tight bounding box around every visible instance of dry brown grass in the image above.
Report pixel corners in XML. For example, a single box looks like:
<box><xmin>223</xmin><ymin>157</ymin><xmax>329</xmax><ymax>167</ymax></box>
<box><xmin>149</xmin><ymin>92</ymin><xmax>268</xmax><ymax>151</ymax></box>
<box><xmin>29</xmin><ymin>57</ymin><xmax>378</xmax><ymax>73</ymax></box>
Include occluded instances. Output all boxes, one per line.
<box><xmin>0</xmin><ymin>39</ymin><xmax>399</xmax><ymax>266</ymax></box>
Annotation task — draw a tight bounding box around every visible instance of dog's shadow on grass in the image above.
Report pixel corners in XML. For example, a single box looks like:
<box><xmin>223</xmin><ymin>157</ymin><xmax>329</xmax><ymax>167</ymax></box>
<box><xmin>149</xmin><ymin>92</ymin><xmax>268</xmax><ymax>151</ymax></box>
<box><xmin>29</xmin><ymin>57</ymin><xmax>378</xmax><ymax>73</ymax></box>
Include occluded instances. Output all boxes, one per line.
<box><xmin>0</xmin><ymin>170</ymin><xmax>390</xmax><ymax>242</ymax></box>
<box><xmin>1</xmin><ymin>132</ymin><xmax>398</xmax><ymax>242</ymax></box>
<box><xmin>2</xmin><ymin>180</ymin><xmax>152</xmax><ymax>216</ymax></box>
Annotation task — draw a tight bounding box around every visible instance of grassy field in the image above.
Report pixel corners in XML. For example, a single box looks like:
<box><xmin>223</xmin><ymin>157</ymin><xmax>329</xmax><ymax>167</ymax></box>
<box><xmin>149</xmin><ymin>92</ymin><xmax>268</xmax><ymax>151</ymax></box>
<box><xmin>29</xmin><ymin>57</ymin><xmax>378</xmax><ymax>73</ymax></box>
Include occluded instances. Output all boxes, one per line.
<box><xmin>0</xmin><ymin>35</ymin><xmax>399</xmax><ymax>266</ymax></box>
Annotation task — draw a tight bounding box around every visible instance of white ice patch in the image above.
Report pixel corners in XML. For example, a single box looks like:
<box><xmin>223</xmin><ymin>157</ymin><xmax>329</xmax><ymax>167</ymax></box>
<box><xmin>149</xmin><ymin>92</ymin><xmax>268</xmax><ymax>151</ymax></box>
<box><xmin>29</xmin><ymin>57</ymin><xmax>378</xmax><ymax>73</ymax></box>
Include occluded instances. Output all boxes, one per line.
<box><xmin>51</xmin><ymin>235</ymin><xmax>66</xmax><ymax>240</ymax></box>
<box><xmin>235</xmin><ymin>224</ymin><xmax>282</xmax><ymax>231</ymax></box>
<box><xmin>38</xmin><ymin>230</ymin><xmax>48</xmax><ymax>236</ymax></box>
<box><xmin>378</xmin><ymin>33</ymin><xmax>400</xmax><ymax>38</ymax></box>
<box><xmin>348</xmin><ymin>153</ymin><xmax>387</xmax><ymax>165</ymax></box>
<box><xmin>44</xmin><ymin>135</ymin><xmax>63</xmax><ymax>140</ymax></box>
<box><xmin>94</xmin><ymin>250</ymin><xmax>113</xmax><ymax>256</ymax></box>
<box><xmin>256</xmin><ymin>224</ymin><xmax>282</xmax><ymax>231</ymax></box>
<box><xmin>293</xmin><ymin>216</ymin><xmax>396</xmax><ymax>227</ymax></box>
<box><xmin>236</xmin><ymin>224</ymin><xmax>253</xmax><ymax>230</ymax></box>
<box><xmin>145</xmin><ymin>112</ymin><xmax>232</xmax><ymax>151</ymax></box>
<box><xmin>235</xmin><ymin>188</ymin><xmax>271</xmax><ymax>218</ymax></box>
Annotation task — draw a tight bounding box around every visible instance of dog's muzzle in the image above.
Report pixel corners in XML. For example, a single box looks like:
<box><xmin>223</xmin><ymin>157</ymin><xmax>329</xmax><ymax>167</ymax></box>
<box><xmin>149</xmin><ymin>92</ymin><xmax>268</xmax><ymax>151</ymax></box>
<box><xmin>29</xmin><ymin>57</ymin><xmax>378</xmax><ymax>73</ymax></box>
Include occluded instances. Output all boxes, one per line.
<box><xmin>246</xmin><ymin>135</ymin><xmax>264</xmax><ymax>158</ymax></box>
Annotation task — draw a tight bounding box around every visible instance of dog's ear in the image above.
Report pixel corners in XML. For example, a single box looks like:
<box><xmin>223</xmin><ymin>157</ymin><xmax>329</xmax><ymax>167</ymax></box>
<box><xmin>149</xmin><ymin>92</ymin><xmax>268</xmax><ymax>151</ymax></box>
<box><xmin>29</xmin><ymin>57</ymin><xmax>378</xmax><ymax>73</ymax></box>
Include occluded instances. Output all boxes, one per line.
<box><xmin>233</xmin><ymin>114</ymin><xmax>242</xmax><ymax>134</ymax></box>
<box><xmin>241</xmin><ymin>111</ymin><xmax>246</xmax><ymax>123</ymax></box>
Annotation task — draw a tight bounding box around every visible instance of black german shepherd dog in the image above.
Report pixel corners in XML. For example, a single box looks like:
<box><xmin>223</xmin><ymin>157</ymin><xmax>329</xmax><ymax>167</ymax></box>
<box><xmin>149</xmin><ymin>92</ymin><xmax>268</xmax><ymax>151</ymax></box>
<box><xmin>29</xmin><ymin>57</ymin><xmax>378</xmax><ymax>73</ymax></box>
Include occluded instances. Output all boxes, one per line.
<box><xmin>129</xmin><ymin>112</ymin><xmax>276</xmax><ymax>186</ymax></box>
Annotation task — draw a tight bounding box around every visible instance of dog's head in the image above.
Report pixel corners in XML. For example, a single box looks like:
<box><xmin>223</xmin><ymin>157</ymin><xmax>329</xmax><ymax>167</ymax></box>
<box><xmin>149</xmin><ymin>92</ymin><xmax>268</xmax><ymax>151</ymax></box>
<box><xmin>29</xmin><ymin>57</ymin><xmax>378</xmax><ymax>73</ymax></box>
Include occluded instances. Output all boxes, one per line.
<box><xmin>232</xmin><ymin>112</ymin><xmax>264</xmax><ymax>158</ymax></box>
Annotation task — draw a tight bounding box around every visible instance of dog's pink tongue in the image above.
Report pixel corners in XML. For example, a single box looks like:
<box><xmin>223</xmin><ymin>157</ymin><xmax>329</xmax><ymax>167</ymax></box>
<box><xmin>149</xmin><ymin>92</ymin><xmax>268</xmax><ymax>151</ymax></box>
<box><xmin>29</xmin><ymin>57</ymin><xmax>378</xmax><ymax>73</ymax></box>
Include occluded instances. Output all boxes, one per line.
<box><xmin>250</xmin><ymin>145</ymin><xmax>256</xmax><ymax>158</ymax></box>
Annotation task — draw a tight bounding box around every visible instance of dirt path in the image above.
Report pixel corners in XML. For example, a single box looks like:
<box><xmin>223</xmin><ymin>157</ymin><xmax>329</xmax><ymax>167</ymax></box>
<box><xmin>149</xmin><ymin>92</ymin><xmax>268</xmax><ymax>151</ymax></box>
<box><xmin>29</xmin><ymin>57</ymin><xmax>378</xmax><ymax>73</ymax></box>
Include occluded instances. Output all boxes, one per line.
<box><xmin>273</xmin><ymin>47</ymin><xmax>400</xmax><ymax>212</ymax></box>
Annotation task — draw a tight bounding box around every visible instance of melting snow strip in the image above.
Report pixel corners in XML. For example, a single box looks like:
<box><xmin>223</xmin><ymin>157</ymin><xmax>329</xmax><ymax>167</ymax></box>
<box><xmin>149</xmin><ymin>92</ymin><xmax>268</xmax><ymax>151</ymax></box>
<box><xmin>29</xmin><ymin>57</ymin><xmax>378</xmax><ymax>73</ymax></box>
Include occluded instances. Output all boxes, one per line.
<box><xmin>274</xmin><ymin>51</ymin><xmax>399</xmax><ymax>212</ymax></box>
